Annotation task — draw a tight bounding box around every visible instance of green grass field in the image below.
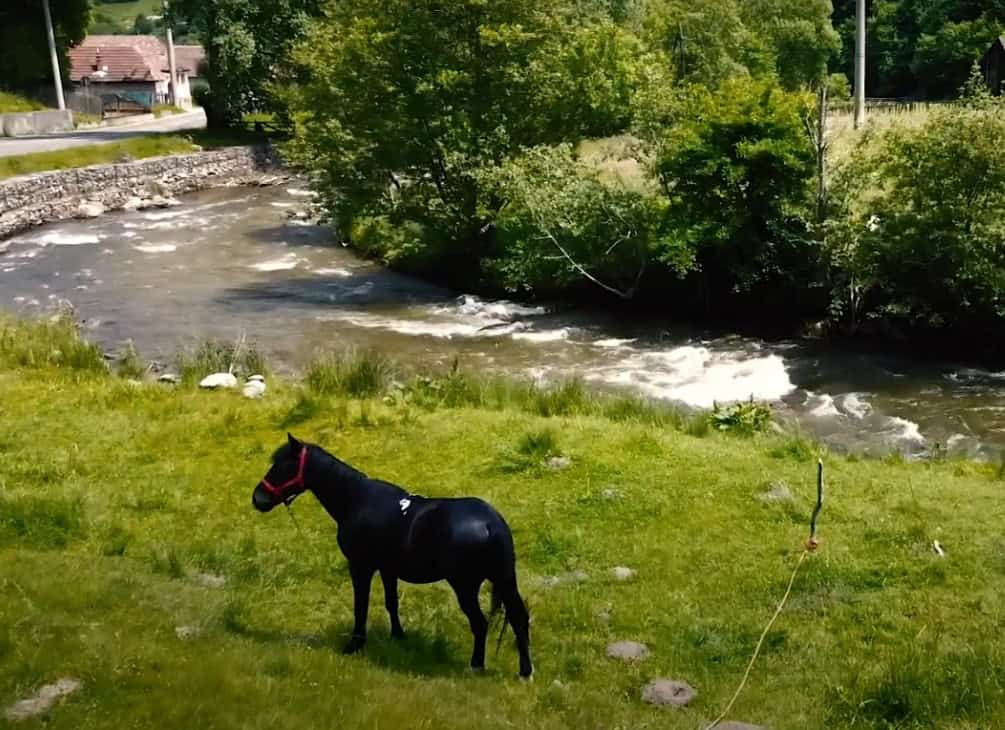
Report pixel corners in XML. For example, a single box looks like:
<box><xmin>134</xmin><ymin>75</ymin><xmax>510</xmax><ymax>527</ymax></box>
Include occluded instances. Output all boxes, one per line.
<box><xmin>92</xmin><ymin>0</ymin><xmax>163</xmax><ymax>23</ymax></box>
<box><xmin>0</xmin><ymin>129</ymin><xmax>266</xmax><ymax>180</ymax></box>
<box><xmin>1</xmin><ymin>317</ymin><xmax>1004</xmax><ymax>729</ymax></box>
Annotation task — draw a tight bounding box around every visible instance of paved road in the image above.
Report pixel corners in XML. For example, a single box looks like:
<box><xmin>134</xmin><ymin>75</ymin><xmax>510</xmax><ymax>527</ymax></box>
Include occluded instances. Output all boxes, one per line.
<box><xmin>0</xmin><ymin>109</ymin><xmax>207</xmax><ymax>158</ymax></box>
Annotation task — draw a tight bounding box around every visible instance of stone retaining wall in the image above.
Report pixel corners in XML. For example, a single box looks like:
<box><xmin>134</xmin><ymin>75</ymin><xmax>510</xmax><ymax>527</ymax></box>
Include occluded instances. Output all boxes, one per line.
<box><xmin>0</xmin><ymin>144</ymin><xmax>285</xmax><ymax>239</ymax></box>
<box><xmin>1</xmin><ymin>110</ymin><xmax>74</xmax><ymax>137</ymax></box>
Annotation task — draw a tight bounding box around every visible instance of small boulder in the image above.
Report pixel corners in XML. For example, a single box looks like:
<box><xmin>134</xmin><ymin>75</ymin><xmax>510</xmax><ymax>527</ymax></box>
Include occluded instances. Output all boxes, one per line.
<box><xmin>611</xmin><ymin>566</ymin><xmax>636</xmax><ymax>582</ymax></box>
<box><xmin>75</xmin><ymin>201</ymin><xmax>105</xmax><ymax>219</ymax></box>
<box><xmin>242</xmin><ymin>374</ymin><xmax>267</xmax><ymax>399</ymax></box>
<box><xmin>175</xmin><ymin>625</ymin><xmax>201</xmax><ymax>640</ymax></box>
<box><xmin>606</xmin><ymin>640</ymin><xmax>649</xmax><ymax>662</ymax></box>
<box><xmin>641</xmin><ymin>678</ymin><xmax>697</xmax><ymax>708</ymax></box>
<box><xmin>122</xmin><ymin>196</ymin><xmax>144</xmax><ymax>211</ymax></box>
<box><xmin>546</xmin><ymin>456</ymin><xmax>572</xmax><ymax>471</ymax></box>
<box><xmin>199</xmin><ymin>372</ymin><xmax>238</xmax><ymax>390</ymax></box>
<box><xmin>601</xmin><ymin>487</ymin><xmax>622</xmax><ymax>501</ymax></box>
<box><xmin>194</xmin><ymin>572</ymin><xmax>226</xmax><ymax>589</ymax></box>
<box><xmin>5</xmin><ymin>678</ymin><xmax>81</xmax><ymax>722</ymax></box>
<box><xmin>158</xmin><ymin>373</ymin><xmax>180</xmax><ymax>385</ymax></box>
<box><xmin>758</xmin><ymin>482</ymin><xmax>794</xmax><ymax>503</ymax></box>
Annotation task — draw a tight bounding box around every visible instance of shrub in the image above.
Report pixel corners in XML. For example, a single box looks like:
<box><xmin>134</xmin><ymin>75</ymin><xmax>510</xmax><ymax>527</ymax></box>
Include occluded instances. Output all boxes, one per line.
<box><xmin>828</xmin><ymin>87</ymin><xmax>1005</xmax><ymax>332</ymax></box>
<box><xmin>708</xmin><ymin>399</ymin><xmax>773</xmax><ymax>434</ymax></box>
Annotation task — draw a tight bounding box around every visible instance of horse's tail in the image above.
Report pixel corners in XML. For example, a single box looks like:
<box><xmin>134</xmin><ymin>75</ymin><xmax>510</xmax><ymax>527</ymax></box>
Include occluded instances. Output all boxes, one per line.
<box><xmin>490</xmin><ymin>580</ymin><xmax>508</xmax><ymax>656</ymax></box>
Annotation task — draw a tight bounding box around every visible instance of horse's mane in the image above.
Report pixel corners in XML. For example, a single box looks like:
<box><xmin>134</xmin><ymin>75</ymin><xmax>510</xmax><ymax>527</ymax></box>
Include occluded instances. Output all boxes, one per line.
<box><xmin>272</xmin><ymin>441</ymin><xmax>368</xmax><ymax>482</ymax></box>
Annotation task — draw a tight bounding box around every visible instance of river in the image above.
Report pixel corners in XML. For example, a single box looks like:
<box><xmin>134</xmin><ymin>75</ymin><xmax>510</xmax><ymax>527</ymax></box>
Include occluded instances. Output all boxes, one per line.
<box><xmin>2</xmin><ymin>185</ymin><xmax>1003</xmax><ymax>460</ymax></box>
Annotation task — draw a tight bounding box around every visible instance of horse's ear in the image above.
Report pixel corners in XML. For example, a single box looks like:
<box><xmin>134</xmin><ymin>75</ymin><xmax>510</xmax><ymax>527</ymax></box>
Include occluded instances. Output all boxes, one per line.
<box><xmin>288</xmin><ymin>433</ymin><xmax>302</xmax><ymax>450</ymax></box>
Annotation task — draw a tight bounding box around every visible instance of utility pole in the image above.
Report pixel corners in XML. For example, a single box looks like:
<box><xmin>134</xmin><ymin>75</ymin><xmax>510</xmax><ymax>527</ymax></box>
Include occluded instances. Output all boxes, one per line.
<box><xmin>42</xmin><ymin>0</ymin><xmax>66</xmax><ymax>111</ymax></box>
<box><xmin>164</xmin><ymin>1</ymin><xmax>178</xmax><ymax>106</ymax></box>
<box><xmin>854</xmin><ymin>0</ymin><xmax>866</xmax><ymax>129</ymax></box>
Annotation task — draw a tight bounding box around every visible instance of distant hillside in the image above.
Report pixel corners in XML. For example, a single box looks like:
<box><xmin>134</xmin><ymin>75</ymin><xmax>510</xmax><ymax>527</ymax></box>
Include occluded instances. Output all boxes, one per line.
<box><xmin>89</xmin><ymin>0</ymin><xmax>196</xmax><ymax>41</ymax></box>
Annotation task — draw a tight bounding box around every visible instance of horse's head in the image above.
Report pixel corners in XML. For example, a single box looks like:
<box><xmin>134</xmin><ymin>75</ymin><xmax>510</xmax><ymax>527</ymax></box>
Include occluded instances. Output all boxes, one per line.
<box><xmin>252</xmin><ymin>433</ymin><xmax>310</xmax><ymax>512</ymax></box>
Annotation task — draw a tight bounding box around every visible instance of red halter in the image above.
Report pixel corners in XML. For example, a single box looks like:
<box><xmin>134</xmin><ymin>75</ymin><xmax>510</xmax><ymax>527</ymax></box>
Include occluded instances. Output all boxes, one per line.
<box><xmin>261</xmin><ymin>446</ymin><xmax>309</xmax><ymax>500</ymax></box>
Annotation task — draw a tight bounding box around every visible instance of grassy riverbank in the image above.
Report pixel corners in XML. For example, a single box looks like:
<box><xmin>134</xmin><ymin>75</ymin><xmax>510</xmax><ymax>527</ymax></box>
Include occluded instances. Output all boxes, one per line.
<box><xmin>2</xmin><ymin>317</ymin><xmax>1004</xmax><ymax>729</ymax></box>
<box><xmin>0</xmin><ymin>129</ymin><xmax>269</xmax><ymax>181</ymax></box>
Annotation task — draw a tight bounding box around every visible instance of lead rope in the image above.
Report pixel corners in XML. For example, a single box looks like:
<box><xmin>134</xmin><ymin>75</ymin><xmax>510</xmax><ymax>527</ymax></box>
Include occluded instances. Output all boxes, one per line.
<box><xmin>706</xmin><ymin>459</ymin><xmax>825</xmax><ymax>730</ymax></box>
<box><xmin>285</xmin><ymin>500</ymin><xmax>305</xmax><ymax>538</ymax></box>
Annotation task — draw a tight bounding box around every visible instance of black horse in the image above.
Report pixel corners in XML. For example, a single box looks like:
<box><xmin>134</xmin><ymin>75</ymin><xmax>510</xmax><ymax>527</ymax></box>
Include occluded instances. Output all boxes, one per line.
<box><xmin>251</xmin><ymin>434</ymin><xmax>533</xmax><ymax>679</ymax></box>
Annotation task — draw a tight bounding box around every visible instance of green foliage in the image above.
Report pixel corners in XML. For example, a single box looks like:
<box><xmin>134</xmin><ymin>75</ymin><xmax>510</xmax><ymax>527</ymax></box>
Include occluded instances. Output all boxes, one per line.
<box><xmin>170</xmin><ymin>0</ymin><xmax>322</xmax><ymax>127</ymax></box>
<box><xmin>828</xmin><ymin>93</ymin><xmax>1005</xmax><ymax>330</ymax></box>
<box><xmin>287</xmin><ymin>0</ymin><xmax>651</xmax><ymax>274</ymax></box>
<box><xmin>642</xmin><ymin>0</ymin><xmax>837</xmax><ymax>89</ymax></box>
<box><xmin>708</xmin><ymin>399</ymin><xmax>773</xmax><ymax>433</ymax></box>
<box><xmin>648</xmin><ymin>77</ymin><xmax>817</xmax><ymax>295</ymax></box>
<box><xmin>0</xmin><ymin>0</ymin><xmax>89</xmax><ymax>91</ymax></box>
<box><xmin>832</xmin><ymin>0</ymin><xmax>1005</xmax><ymax>99</ymax></box>
<box><xmin>0</xmin><ymin>91</ymin><xmax>45</xmax><ymax>113</ymax></box>
<box><xmin>487</xmin><ymin>144</ymin><xmax>683</xmax><ymax>297</ymax></box>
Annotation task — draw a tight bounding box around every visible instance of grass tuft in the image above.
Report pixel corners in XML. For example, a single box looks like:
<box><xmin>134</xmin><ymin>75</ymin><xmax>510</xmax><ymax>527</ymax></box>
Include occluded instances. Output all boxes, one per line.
<box><xmin>116</xmin><ymin>340</ymin><xmax>147</xmax><ymax>379</ymax></box>
<box><xmin>306</xmin><ymin>350</ymin><xmax>395</xmax><ymax>398</ymax></box>
<box><xmin>0</xmin><ymin>313</ymin><xmax>107</xmax><ymax>372</ymax></box>
<box><xmin>0</xmin><ymin>494</ymin><xmax>85</xmax><ymax>549</ymax></box>
<box><xmin>176</xmin><ymin>338</ymin><xmax>268</xmax><ymax>385</ymax></box>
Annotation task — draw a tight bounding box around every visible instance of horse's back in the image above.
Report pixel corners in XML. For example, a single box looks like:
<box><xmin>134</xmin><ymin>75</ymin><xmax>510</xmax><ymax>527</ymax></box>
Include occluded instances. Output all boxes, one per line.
<box><xmin>398</xmin><ymin>497</ymin><xmax>513</xmax><ymax>584</ymax></box>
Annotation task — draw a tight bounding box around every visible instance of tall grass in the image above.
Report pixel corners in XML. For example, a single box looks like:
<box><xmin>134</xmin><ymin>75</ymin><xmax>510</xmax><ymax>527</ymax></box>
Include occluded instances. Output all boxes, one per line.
<box><xmin>304</xmin><ymin>350</ymin><xmax>710</xmax><ymax>433</ymax></box>
<box><xmin>305</xmin><ymin>350</ymin><xmax>395</xmax><ymax>398</ymax></box>
<box><xmin>176</xmin><ymin>339</ymin><xmax>269</xmax><ymax>385</ymax></box>
<box><xmin>0</xmin><ymin>314</ymin><xmax>106</xmax><ymax>373</ymax></box>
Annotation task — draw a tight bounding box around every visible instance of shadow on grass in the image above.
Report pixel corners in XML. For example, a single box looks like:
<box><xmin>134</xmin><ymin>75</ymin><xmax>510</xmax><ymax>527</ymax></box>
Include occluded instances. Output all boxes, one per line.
<box><xmin>223</xmin><ymin>605</ymin><xmax>474</xmax><ymax>678</ymax></box>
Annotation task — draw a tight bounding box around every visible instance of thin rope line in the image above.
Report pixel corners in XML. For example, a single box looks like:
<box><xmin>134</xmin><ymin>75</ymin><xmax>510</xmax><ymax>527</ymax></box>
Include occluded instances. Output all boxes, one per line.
<box><xmin>706</xmin><ymin>550</ymin><xmax>809</xmax><ymax>730</ymax></box>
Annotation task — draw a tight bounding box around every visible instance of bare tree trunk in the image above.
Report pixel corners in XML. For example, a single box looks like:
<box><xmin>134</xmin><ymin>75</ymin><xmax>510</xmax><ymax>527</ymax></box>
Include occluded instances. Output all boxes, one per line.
<box><xmin>816</xmin><ymin>85</ymin><xmax>828</xmax><ymax>223</ymax></box>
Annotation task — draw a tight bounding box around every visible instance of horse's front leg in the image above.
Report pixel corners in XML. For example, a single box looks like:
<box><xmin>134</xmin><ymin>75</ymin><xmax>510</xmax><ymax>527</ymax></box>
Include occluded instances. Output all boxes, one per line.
<box><xmin>344</xmin><ymin>563</ymin><xmax>375</xmax><ymax>655</ymax></box>
<box><xmin>381</xmin><ymin>571</ymin><xmax>405</xmax><ymax>639</ymax></box>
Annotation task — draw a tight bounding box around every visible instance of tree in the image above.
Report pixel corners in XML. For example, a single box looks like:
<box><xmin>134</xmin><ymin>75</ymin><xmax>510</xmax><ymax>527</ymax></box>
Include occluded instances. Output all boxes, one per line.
<box><xmin>649</xmin><ymin>78</ymin><xmax>817</xmax><ymax>299</ymax></box>
<box><xmin>831</xmin><ymin>0</ymin><xmax>1005</xmax><ymax>98</ymax></box>
<box><xmin>828</xmin><ymin>81</ymin><xmax>1005</xmax><ymax>330</ymax></box>
<box><xmin>0</xmin><ymin>0</ymin><xmax>89</xmax><ymax>92</ymax></box>
<box><xmin>487</xmin><ymin>145</ymin><xmax>684</xmax><ymax>298</ymax></box>
<box><xmin>169</xmin><ymin>0</ymin><xmax>322</xmax><ymax>126</ymax></box>
<box><xmin>642</xmin><ymin>0</ymin><xmax>837</xmax><ymax>89</ymax></box>
<box><xmin>287</xmin><ymin>0</ymin><xmax>649</xmax><ymax>278</ymax></box>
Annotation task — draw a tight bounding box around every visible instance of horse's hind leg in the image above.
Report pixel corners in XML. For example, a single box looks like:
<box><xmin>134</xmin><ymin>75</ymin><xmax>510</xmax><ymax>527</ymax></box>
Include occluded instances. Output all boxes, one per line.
<box><xmin>499</xmin><ymin>580</ymin><xmax>533</xmax><ymax>679</ymax></box>
<box><xmin>450</xmin><ymin>579</ymin><xmax>488</xmax><ymax>671</ymax></box>
<box><xmin>380</xmin><ymin>571</ymin><xmax>405</xmax><ymax>639</ymax></box>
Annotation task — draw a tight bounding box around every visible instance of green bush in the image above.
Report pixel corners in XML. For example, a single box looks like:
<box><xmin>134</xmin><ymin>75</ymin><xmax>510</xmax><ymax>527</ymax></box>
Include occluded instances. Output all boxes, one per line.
<box><xmin>708</xmin><ymin>399</ymin><xmax>773</xmax><ymax>434</ymax></box>
<box><xmin>828</xmin><ymin>85</ymin><xmax>1005</xmax><ymax>331</ymax></box>
<box><xmin>646</xmin><ymin>77</ymin><xmax>817</xmax><ymax>298</ymax></box>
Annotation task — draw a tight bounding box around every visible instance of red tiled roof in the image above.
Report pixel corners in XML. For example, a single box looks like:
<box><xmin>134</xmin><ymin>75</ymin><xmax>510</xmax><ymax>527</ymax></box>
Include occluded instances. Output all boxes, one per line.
<box><xmin>68</xmin><ymin>35</ymin><xmax>169</xmax><ymax>83</ymax></box>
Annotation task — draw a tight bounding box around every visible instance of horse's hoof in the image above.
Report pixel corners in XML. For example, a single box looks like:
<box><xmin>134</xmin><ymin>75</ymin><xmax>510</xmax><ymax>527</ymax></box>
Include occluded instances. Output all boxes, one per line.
<box><xmin>519</xmin><ymin>671</ymin><xmax>534</xmax><ymax>682</ymax></box>
<box><xmin>391</xmin><ymin>629</ymin><xmax>406</xmax><ymax>641</ymax></box>
<box><xmin>468</xmin><ymin>666</ymin><xmax>485</xmax><ymax>674</ymax></box>
<box><xmin>342</xmin><ymin>640</ymin><xmax>365</xmax><ymax>655</ymax></box>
